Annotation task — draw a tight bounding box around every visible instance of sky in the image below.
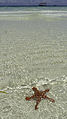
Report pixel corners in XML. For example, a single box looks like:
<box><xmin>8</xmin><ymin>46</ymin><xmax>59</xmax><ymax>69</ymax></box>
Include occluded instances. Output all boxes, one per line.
<box><xmin>0</xmin><ymin>0</ymin><xmax>67</xmax><ymax>6</ymax></box>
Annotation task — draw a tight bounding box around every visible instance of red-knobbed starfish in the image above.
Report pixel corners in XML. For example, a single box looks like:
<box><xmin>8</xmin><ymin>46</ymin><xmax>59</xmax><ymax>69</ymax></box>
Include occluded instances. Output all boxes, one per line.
<box><xmin>25</xmin><ymin>87</ymin><xmax>55</xmax><ymax>110</ymax></box>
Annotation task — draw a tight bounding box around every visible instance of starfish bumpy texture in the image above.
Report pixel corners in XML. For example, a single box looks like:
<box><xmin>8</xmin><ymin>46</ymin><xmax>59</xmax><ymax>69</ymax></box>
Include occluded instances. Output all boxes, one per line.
<box><xmin>25</xmin><ymin>87</ymin><xmax>55</xmax><ymax>110</ymax></box>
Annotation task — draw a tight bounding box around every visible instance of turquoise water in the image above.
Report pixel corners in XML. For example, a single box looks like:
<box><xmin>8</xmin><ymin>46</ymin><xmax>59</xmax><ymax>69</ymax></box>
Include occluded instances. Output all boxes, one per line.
<box><xmin>0</xmin><ymin>7</ymin><xmax>67</xmax><ymax>119</ymax></box>
<box><xmin>0</xmin><ymin>6</ymin><xmax>67</xmax><ymax>11</ymax></box>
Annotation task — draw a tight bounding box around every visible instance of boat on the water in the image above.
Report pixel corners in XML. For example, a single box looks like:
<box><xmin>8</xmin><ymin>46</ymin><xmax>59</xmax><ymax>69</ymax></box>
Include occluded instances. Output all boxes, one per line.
<box><xmin>39</xmin><ymin>2</ymin><xmax>47</xmax><ymax>6</ymax></box>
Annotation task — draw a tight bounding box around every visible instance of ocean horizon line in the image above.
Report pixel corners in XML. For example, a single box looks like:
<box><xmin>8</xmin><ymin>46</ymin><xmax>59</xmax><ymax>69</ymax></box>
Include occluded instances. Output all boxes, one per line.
<box><xmin>0</xmin><ymin>5</ymin><xmax>67</xmax><ymax>7</ymax></box>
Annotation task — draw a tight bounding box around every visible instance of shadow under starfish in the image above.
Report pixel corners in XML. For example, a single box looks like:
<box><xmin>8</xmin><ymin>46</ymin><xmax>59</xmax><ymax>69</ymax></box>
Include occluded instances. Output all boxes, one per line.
<box><xmin>25</xmin><ymin>87</ymin><xmax>55</xmax><ymax>110</ymax></box>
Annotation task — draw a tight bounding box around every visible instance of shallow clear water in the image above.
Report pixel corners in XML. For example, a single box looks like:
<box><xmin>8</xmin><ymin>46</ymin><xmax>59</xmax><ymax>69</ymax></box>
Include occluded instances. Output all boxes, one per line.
<box><xmin>0</xmin><ymin>7</ymin><xmax>67</xmax><ymax>119</ymax></box>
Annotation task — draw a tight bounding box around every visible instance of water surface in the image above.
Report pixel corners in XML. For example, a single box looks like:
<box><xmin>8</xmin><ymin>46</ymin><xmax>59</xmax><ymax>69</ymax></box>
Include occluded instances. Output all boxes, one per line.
<box><xmin>0</xmin><ymin>7</ymin><xmax>67</xmax><ymax>119</ymax></box>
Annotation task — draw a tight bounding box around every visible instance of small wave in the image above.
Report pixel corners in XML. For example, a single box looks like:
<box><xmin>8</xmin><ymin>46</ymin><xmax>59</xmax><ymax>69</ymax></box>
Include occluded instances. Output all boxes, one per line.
<box><xmin>0</xmin><ymin>10</ymin><xmax>67</xmax><ymax>14</ymax></box>
<box><xmin>2</xmin><ymin>75</ymin><xmax>67</xmax><ymax>93</ymax></box>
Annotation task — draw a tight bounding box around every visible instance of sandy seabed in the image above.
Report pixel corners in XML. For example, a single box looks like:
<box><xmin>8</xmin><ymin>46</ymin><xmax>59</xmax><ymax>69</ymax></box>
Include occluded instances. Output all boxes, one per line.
<box><xmin>0</xmin><ymin>11</ymin><xmax>67</xmax><ymax>119</ymax></box>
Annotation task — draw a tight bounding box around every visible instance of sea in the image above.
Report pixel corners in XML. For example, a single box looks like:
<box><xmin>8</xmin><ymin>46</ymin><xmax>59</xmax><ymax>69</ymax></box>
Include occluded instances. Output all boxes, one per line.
<box><xmin>0</xmin><ymin>7</ymin><xmax>67</xmax><ymax>119</ymax></box>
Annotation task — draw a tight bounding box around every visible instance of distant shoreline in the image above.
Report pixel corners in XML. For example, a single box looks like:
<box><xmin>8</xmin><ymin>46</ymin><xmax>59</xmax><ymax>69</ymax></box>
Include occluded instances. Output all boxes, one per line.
<box><xmin>0</xmin><ymin>5</ymin><xmax>67</xmax><ymax>7</ymax></box>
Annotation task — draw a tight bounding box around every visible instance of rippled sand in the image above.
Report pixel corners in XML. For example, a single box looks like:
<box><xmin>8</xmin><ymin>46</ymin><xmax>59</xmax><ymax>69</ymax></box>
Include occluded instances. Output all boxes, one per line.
<box><xmin>0</xmin><ymin>11</ymin><xmax>67</xmax><ymax>119</ymax></box>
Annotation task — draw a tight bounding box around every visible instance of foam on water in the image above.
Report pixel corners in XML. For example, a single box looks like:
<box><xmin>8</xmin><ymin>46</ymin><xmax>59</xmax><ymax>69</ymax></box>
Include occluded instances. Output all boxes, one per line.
<box><xmin>0</xmin><ymin>10</ymin><xmax>67</xmax><ymax>15</ymax></box>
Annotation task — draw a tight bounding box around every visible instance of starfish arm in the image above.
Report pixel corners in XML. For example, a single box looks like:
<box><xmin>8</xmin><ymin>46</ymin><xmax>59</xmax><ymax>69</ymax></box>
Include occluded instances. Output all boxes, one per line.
<box><xmin>43</xmin><ymin>96</ymin><xmax>55</xmax><ymax>103</ymax></box>
<box><xmin>43</xmin><ymin>89</ymin><xmax>50</xmax><ymax>93</ymax></box>
<box><xmin>32</xmin><ymin>87</ymin><xmax>39</xmax><ymax>94</ymax></box>
<box><xmin>35</xmin><ymin>98</ymin><xmax>41</xmax><ymax>110</ymax></box>
<box><xmin>25</xmin><ymin>95</ymin><xmax>35</xmax><ymax>101</ymax></box>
